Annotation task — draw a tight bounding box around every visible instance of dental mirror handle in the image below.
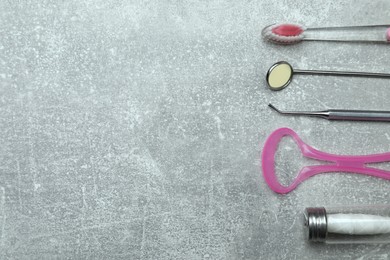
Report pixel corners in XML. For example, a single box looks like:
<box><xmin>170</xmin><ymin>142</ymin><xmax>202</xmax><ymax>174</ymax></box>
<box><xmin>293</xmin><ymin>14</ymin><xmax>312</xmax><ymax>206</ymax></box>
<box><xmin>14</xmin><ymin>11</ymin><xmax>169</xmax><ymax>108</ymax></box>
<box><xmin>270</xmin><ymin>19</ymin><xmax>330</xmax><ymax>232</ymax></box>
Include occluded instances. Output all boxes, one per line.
<box><xmin>294</xmin><ymin>69</ymin><xmax>390</xmax><ymax>78</ymax></box>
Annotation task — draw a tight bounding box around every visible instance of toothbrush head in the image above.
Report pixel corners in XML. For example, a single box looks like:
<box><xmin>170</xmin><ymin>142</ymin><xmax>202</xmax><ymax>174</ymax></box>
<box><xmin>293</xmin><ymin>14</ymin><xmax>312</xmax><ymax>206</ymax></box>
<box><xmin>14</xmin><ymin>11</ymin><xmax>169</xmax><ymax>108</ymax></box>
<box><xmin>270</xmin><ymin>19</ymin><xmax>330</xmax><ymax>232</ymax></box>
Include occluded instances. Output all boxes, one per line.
<box><xmin>262</xmin><ymin>23</ymin><xmax>305</xmax><ymax>44</ymax></box>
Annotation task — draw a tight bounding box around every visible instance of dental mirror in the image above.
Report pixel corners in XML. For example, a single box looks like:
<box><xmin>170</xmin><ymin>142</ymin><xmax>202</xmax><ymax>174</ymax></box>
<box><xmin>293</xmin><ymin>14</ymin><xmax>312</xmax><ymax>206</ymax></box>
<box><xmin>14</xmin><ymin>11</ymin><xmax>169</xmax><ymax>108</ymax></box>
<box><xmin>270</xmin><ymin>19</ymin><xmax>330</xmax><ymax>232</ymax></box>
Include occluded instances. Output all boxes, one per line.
<box><xmin>266</xmin><ymin>61</ymin><xmax>390</xmax><ymax>91</ymax></box>
<box><xmin>266</xmin><ymin>61</ymin><xmax>293</xmax><ymax>90</ymax></box>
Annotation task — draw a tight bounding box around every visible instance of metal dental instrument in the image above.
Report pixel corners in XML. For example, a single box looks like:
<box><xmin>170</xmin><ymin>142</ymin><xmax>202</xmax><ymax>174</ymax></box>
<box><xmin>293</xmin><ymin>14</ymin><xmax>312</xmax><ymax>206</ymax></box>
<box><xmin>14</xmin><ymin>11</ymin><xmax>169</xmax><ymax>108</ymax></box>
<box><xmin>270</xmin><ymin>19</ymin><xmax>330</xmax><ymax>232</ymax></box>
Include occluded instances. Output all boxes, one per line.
<box><xmin>268</xmin><ymin>103</ymin><xmax>390</xmax><ymax>122</ymax></box>
<box><xmin>266</xmin><ymin>61</ymin><xmax>390</xmax><ymax>91</ymax></box>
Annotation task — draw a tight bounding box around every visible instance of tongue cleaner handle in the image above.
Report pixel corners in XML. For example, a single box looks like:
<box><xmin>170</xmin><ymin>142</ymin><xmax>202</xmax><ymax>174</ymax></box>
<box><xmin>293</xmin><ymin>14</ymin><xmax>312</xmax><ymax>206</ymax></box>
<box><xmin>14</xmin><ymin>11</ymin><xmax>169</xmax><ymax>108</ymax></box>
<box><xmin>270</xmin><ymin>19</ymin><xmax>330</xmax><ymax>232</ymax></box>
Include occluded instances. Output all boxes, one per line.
<box><xmin>261</xmin><ymin>128</ymin><xmax>390</xmax><ymax>194</ymax></box>
<box><xmin>387</xmin><ymin>28</ymin><xmax>390</xmax><ymax>42</ymax></box>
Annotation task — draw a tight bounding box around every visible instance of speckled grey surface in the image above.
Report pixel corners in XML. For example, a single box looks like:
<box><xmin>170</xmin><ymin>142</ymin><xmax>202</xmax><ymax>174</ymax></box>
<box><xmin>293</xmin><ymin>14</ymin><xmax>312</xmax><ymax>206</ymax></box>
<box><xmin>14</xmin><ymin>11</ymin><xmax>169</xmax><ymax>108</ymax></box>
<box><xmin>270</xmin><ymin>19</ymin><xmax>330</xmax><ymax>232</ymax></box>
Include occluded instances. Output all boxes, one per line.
<box><xmin>2</xmin><ymin>0</ymin><xmax>390</xmax><ymax>259</ymax></box>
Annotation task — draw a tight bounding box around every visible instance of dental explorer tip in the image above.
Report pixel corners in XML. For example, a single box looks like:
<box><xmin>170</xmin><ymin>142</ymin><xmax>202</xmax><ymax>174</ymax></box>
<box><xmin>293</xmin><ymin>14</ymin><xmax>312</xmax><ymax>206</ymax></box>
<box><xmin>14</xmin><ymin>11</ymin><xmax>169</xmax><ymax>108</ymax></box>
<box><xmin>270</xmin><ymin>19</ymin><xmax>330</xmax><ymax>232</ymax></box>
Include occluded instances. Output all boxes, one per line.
<box><xmin>268</xmin><ymin>103</ymin><xmax>281</xmax><ymax>113</ymax></box>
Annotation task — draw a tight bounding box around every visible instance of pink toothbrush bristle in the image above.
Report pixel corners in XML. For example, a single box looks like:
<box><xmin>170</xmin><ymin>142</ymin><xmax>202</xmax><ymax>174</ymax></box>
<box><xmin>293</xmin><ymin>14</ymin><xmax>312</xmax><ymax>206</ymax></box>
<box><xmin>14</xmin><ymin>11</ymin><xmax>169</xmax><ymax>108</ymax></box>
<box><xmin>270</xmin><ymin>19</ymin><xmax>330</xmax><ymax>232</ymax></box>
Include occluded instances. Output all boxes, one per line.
<box><xmin>262</xmin><ymin>23</ymin><xmax>305</xmax><ymax>44</ymax></box>
<box><xmin>271</xmin><ymin>24</ymin><xmax>304</xmax><ymax>37</ymax></box>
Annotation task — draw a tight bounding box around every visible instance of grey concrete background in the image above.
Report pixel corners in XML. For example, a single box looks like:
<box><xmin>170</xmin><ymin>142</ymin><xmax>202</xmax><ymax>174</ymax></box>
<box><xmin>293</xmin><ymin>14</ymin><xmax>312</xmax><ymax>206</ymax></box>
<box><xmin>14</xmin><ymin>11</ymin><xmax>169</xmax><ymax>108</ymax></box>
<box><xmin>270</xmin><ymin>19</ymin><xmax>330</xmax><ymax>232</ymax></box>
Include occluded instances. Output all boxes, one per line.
<box><xmin>2</xmin><ymin>0</ymin><xmax>390</xmax><ymax>259</ymax></box>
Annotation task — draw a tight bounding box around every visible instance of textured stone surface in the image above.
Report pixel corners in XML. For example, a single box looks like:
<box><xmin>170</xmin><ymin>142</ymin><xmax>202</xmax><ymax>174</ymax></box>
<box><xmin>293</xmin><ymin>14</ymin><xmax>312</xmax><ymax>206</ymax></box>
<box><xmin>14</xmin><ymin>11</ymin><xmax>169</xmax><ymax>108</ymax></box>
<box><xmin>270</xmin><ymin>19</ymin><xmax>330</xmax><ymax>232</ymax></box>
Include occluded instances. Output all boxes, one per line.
<box><xmin>2</xmin><ymin>0</ymin><xmax>390</xmax><ymax>259</ymax></box>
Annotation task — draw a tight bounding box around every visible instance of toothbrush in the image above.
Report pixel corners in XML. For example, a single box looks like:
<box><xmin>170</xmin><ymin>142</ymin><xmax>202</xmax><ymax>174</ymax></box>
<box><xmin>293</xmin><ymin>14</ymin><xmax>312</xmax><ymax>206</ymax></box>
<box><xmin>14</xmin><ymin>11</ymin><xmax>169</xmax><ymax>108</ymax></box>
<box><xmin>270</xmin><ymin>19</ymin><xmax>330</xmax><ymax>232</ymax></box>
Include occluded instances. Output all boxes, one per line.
<box><xmin>262</xmin><ymin>23</ymin><xmax>390</xmax><ymax>44</ymax></box>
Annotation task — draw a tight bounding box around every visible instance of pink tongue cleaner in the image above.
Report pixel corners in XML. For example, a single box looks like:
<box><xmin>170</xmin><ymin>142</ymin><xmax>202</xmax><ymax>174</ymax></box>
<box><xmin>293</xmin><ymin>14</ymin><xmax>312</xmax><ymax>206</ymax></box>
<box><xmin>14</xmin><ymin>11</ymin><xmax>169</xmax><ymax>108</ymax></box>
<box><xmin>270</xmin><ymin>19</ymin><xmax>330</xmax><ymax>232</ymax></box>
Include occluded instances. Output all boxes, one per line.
<box><xmin>272</xmin><ymin>24</ymin><xmax>303</xmax><ymax>37</ymax></box>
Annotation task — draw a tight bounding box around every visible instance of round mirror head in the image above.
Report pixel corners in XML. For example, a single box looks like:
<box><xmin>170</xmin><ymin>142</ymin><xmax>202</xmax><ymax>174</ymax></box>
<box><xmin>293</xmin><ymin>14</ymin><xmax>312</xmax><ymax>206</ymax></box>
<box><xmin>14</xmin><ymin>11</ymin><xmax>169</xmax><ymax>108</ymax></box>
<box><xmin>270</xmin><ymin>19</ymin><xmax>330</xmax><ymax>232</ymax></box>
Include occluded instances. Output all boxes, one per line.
<box><xmin>266</xmin><ymin>61</ymin><xmax>293</xmax><ymax>91</ymax></box>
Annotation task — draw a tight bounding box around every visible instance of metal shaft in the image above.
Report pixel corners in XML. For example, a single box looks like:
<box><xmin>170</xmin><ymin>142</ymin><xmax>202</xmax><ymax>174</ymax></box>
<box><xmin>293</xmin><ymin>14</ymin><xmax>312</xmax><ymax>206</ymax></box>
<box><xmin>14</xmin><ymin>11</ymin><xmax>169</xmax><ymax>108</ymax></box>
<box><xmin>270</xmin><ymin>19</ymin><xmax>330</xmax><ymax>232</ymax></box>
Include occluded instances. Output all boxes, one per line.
<box><xmin>294</xmin><ymin>69</ymin><xmax>390</xmax><ymax>79</ymax></box>
<box><xmin>306</xmin><ymin>24</ymin><xmax>390</xmax><ymax>30</ymax></box>
<box><xmin>268</xmin><ymin>103</ymin><xmax>329</xmax><ymax>119</ymax></box>
<box><xmin>303</xmin><ymin>39</ymin><xmax>388</xmax><ymax>44</ymax></box>
<box><xmin>304</xmin><ymin>24</ymin><xmax>390</xmax><ymax>43</ymax></box>
<box><xmin>268</xmin><ymin>104</ymin><xmax>390</xmax><ymax>122</ymax></box>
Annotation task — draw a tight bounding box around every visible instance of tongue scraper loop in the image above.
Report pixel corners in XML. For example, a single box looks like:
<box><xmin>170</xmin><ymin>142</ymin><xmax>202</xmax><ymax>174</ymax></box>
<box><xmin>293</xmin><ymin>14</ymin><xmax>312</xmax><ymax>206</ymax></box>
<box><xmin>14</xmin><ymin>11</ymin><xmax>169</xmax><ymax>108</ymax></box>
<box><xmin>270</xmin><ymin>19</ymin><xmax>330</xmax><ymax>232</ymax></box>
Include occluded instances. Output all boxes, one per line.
<box><xmin>261</xmin><ymin>128</ymin><xmax>390</xmax><ymax>194</ymax></box>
